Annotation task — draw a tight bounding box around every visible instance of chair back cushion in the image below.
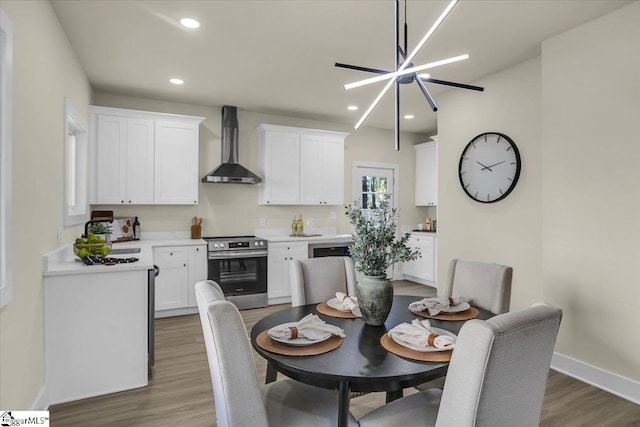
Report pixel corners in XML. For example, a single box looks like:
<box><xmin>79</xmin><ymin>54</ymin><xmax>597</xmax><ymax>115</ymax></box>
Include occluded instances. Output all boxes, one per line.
<box><xmin>290</xmin><ymin>257</ymin><xmax>356</xmax><ymax>306</ymax></box>
<box><xmin>444</xmin><ymin>258</ymin><xmax>513</xmax><ymax>314</ymax></box>
<box><xmin>195</xmin><ymin>280</ymin><xmax>269</xmax><ymax>427</ymax></box>
<box><xmin>436</xmin><ymin>303</ymin><xmax>562</xmax><ymax>427</ymax></box>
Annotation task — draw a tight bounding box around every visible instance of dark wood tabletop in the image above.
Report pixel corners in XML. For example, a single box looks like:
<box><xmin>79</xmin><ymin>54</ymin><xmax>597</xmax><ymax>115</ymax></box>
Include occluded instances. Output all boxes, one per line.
<box><xmin>250</xmin><ymin>294</ymin><xmax>493</xmax><ymax>427</ymax></box>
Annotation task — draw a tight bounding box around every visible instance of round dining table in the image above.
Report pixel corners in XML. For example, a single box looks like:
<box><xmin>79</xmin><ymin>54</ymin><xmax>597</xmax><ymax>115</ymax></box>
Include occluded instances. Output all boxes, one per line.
<box><xmin>250</xmin><ymin>294</ymin><xmax>493</xmax><ymax>427</ymax></box>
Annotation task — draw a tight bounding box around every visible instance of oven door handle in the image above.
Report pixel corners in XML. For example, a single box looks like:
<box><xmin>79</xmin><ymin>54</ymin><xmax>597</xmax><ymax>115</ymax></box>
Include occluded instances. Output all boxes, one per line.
<box><xmin>209</xmin><ymin>250</ymin><xmax>268</xmax><ymax>260</ymax></box>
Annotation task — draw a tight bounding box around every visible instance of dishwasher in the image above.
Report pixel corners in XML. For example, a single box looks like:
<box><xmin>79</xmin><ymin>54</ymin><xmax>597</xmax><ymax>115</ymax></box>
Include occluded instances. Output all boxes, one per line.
<box><xmin>308</xmin><ymin>241</ymin><xmax>353</xmax><ymax>258</ymax></box>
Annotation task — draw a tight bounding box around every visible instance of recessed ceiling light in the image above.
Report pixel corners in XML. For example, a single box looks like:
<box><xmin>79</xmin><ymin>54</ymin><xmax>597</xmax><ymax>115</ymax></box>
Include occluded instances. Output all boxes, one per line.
<box><xmin>180</xmin><ymin>18</ymin><xmax>200</xmax><ymax>29</ymax></box>
<box><xmin>170</xmin><ymin>78</ymin><xmax>184</xmax><ymax>85</ymax></box>
<box><xmin>347</xmin><ymin>105</ymin><xmax>359</xmax><ymax>111</ymax></box>
<box><xmin>404</xmin><ymin>114</ymin><xmax>415</xmax><ymax>119</ymax></box>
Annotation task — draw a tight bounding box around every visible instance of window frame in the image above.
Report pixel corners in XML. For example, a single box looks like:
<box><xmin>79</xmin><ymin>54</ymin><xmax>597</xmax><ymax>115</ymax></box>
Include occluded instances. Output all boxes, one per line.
<box><xmin>63</xmin><ymin>98</ymin><xmax>89</xmax><ymax>226</ymax></box>
<box><xmin>1</xmin><ymin>7</ymin><xmax>14</xmax><ymax>308</ymax></box>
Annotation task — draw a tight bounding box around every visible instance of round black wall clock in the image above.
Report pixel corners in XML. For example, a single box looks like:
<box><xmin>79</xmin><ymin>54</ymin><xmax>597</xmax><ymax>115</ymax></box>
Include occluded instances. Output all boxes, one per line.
<box><xmin>458</xmin><ymin>132</ymin><xmax>521</xmax><ymax>203</ymax></box>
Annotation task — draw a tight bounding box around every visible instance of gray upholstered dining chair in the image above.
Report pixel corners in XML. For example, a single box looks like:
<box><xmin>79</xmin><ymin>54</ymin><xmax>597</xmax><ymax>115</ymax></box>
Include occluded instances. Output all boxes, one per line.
<box><xmin>290</xmin><ymin>256</ymin><xmax>357</xmax><ymax>307</ymax></box>
<box><xmin>443</xmin><ymin>258</ymin><xmax>513</xmax><ymax>315</ymax></box>
<box><xmin>416</xmin><ymin>258</ymin><xmax>514</xmax><ymax>392</ymax></box>
<box><xmin>195</xmin><ymin>280</ymin><xmax>358</xmax><ymax>427</ymax></box>
<box><xmin>359</xmin><ymin>303</ymin><xmax>562</xmax><ymax>427</ymax></box>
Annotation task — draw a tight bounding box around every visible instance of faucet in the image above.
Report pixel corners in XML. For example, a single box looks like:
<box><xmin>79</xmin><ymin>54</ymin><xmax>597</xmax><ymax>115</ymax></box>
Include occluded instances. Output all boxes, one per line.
<box><xmin>83</xmin><ymin>219</ymin><xmax>113</xmax><ymax>239</ymax></box>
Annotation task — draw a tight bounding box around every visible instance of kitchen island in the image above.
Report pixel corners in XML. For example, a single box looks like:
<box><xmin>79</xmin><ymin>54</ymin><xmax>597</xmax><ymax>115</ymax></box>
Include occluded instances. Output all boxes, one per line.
<box><xmin>42</xmin><ymin>235</ymin><xmax>205</xmax><ymax>405</ymax></box>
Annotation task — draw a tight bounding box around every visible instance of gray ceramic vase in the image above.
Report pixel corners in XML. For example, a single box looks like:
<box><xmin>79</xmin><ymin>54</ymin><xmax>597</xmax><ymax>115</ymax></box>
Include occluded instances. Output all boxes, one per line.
<box><xmin>356</xmin><ymin>275</ymin><xmax>393</xmax><ymax>326</ymax></box>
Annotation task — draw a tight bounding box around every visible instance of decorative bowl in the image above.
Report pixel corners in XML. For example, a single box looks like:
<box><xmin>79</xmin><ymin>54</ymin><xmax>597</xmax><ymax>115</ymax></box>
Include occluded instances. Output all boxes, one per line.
<box><xmin>74</xmin><ymin>242</ymin><xmax>112</xmax><ymax>259</ymax></box>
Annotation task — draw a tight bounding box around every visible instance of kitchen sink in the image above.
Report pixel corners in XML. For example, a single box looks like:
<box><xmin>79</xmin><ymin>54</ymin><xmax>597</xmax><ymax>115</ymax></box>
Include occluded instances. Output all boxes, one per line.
<box><xmin>110</xmin><ymin>247</ymin><xmax>141</xmax><ymax>254</ymax></box>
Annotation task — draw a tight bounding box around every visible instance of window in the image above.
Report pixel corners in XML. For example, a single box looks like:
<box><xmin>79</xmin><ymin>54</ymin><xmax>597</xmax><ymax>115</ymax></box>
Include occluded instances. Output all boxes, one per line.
<box><xmin>1</xmin><ymin>7</ymin><xmax>13</xmax><ymax>307</ymax></box>
<box><xmin>63</xmin><ymin>98</ymin><xmax>88</xmax><ymax>226</ymax></box>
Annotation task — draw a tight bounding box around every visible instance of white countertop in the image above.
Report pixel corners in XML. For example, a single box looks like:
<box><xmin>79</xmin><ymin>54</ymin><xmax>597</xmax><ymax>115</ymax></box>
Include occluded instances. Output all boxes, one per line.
<box><xmin>255</xmin><ymin>227</ymin><xmax>353</xmax><ymax>243</ymax></box>
<box><xmin>43</xmin><ymin>236</ymin><xmax>206</xmax><ymax>277</ymax></box>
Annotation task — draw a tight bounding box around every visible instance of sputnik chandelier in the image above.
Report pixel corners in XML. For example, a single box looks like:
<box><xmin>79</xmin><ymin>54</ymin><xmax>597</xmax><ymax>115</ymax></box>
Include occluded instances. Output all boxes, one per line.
<box><xmin>336</xmin><ymin>0</ymin><xmax>483</xmax><ymax>150</ymax></box>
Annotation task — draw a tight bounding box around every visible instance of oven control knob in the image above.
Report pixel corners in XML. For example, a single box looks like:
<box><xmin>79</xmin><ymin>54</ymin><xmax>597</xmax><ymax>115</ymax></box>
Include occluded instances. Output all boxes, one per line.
<box><xmin>213</xmin><ymin>243</ymin><xmax>219</xmax><ymax>248</ymax></box>
<box><xmin>220</xmin><ymin>243</ymin><xmax>225</xmax><ymax>248</ymax></box>
<box><xmin>259</xmin><ymin>241</ymin><xmax>264</xmax><ymax>246</ymax></box>
<box><xmin>254</xmin><ymin>242</ymin><xmax>259</xmax><ymax>246</ymax></box>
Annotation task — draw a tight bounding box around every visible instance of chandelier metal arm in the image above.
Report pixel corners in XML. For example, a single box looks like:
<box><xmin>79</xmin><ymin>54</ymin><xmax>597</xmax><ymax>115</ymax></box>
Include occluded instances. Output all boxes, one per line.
<box><xmin>415</xmin><ymin>76</ymin><xmax>438</xmax><ymax>112</ymax></box>
<box><xmin>420</xmin><ymin>77</ymin><xmax>485</xmax><ymax>92</ymax></box>
<box><xmin>395</xmin><ymin>0</ymin><xmax>400</xmax><ymax>150</ymax></box>
<box><xmin>334</xmin><ymin>63</ymin><xmax>390</xmax><ymax>75</ymax></box>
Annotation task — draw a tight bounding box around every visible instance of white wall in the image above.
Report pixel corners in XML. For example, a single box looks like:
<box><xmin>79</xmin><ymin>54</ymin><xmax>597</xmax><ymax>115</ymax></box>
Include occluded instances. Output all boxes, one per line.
<box><xmin>0</xmin><ymin>1</ymin><xmax>92</xmax><ymax>409</ymax></box>
<box><xmin>438</xmin><ymin>1</ymin><xmax>640</xmax><ymax>385</ymax></box>
<box><xmin>541</xmin><ymin>2</ymin><xmax>640</xmax><ymax>382</ymax></box>
<box><xmin>437</xmin><ymin>56</ymin><xmax>544</xmax><ymax>308</ymax></box>
<box><xmin>92</xmin><ymin>92</ymin><xmax>432</xmax><ymax>236</ymax></box>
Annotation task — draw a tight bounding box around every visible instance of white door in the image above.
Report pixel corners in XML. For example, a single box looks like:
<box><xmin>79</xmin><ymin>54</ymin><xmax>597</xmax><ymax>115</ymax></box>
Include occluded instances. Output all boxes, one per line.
<box><xmin>351</xmin><ymin>162</ymin><xmax>399</xmax><ymax>279</ymax></box>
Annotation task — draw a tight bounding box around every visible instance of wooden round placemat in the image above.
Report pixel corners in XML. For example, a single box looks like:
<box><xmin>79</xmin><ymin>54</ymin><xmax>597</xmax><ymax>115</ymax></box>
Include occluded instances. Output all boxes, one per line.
<box><xmin>256</xmin><ymin>330</ymin><xmax>344</xmax><ymax>356</ymax></box>
<box><xmin>316</xmin><ymin>302</ymin><xmax>357</xmax><ymax>319</ymax></box>
<box><xmin>380</xmin><ymin>334</ymin><xmax>452</xmax><ymax>362</ymax></box>
<box><xmin>412</xmin><ymin>306</ymin><xmax>480</xmax><ymax>321</ymax></box>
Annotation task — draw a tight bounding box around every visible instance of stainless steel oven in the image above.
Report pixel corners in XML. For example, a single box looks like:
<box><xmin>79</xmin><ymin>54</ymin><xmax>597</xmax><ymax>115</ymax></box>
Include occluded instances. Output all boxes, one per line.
<box><xmin>205</xmin><ymin>236</ymin><xmax>268</xmax><ymax>310</ymax></box>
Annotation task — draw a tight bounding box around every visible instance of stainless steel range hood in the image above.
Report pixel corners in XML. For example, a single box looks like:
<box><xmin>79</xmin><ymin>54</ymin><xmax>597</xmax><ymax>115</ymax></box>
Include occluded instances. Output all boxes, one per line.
<box><xmin>202</xmin><ymin>105</ymin><xmax>261</xmax><ymax>184</ymax></box>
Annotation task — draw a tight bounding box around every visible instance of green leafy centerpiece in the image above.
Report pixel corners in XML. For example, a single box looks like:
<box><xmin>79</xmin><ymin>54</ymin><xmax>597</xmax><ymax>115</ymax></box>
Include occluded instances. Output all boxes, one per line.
<box><xmin>346</xmin><ymin>197</ymin><xmax>420</xmax><ymax>326</ymax></box>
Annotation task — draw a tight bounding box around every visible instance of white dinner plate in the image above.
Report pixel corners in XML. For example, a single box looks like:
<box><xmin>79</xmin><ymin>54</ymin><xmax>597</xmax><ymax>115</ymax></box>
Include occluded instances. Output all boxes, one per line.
<box><xmin>441</xmin><ymin>302</ymin><xmax>471</xmax><ymax>313</ymax></box>
<box><xmin>327</xmin><ymin>297</ymin><xmax>352</xmax><ymax>312</ymax></box>
<box><xmin>390</xmin><ymin>327</ymin><xmax>456</xmax><ymax>353</ymax></box>
<box><xmin>268</xmin><ymin>322</ymin><xmax>332</xmax><ymax>346</ymax></box>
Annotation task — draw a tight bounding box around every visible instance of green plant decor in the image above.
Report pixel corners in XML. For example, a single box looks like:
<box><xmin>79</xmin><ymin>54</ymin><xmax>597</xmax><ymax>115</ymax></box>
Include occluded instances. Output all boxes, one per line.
<box><xmin>88</xmin><ymin>221</ymin><xmax>112</xmax><ymax>235</ymax></box>
<box><xmin>345</xmin><ymin>197</ymin><xmax>420</xmax><ymax>276</ymax></box>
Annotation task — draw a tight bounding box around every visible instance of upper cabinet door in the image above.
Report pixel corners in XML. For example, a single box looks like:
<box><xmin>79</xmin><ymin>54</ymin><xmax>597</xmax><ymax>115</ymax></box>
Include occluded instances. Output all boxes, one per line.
<box><xmin>95</xmin><ymin>115</ymin><xmax>127</xmax><ymax>204</ymax></box>
<box><xmin>154</xmin><ymin>120</ymin><xmax>199</xmax><ymax>205</ymax></box>
<box><xmin>126</xmin><ymin>118</ymin><xmax>155</xmax><ymax>204</ymax></box>
<box><xmin>299</xmin><ymin>134</ymin><xmax>322</xmax><ymax>205</ymax></box>
<box><xmin>415</xmin><ymin>141</ymin><xmax>437</xmax><ymax>206</ymax></box>
<box><xmin>318</xmin><ymin>136</ymin><xmax>344</xmax><ymax>205</ymax></box>
<box><xmin>259</xmin><ymin>131</ymin><xmax>300</xmax><ymax>205</ymax></box>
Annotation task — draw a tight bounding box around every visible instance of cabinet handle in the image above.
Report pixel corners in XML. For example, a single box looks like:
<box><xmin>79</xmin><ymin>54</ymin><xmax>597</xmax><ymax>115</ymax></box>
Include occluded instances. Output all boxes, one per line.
<box><xmin>128</xmin><ymin>200</ymin><xmax>132</xmax><ymax>203</ymax></box>
<box><xmin>184</xmin><ymin>264</ymin><xmax>186</xmax><ymax>267</ymax></box>
<box><xmin>170</xmin><ymin>252</ymin><xmax>173</xmax><ymax>256</ymax></box>
<box><xmin>196</xmin><ymin>248</ymin><xmax>199</xmax><ymax>252</ymax></box>
<box><xmin>121</xmin><ymin>200</ymin><xmax>124</xmax><ymax>204</ymax></box>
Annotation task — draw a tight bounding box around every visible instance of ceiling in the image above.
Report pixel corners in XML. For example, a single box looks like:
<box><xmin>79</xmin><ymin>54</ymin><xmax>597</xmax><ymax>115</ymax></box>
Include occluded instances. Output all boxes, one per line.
<box><xmin>51</xmin><ymin>0</ymin><xmax>632</xmax><ymax>134</ymax></box>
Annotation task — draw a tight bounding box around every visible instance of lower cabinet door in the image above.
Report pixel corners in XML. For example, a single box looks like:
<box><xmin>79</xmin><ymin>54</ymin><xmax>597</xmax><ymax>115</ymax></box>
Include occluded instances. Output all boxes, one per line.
<box><xmin>154</xmin><ymin>247</ymin><xmax>189</xmax><ymax>311</ymax></box>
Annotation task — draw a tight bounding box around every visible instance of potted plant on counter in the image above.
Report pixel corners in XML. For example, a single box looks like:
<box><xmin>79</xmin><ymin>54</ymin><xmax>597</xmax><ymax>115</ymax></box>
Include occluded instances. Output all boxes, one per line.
<box><xmin>345</xmin><ymin>196</ymin><xmax>420</xmax><ymax>326</ymax></box>
<box><xmin>88</xmin><ymin>221</ymin><xmax>112</xmax><ymax>242</ymax></box>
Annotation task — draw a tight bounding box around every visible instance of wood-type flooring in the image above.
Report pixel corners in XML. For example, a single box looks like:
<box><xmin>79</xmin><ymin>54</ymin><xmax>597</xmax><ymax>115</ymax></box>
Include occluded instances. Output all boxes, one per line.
<box><xmin>49</xmin><ymin>280</ymin><xmax>640</xmax><ymax>426</ymax></box>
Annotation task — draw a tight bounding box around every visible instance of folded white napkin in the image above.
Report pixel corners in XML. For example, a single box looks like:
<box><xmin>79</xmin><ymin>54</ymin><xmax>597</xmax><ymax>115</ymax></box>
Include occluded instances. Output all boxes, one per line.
<box><xmin>388</xmin><ymin>319</ymin><xmax>456</xmax><ymax>350</ymax></box>
<box><xmin>335</xmin><ymin>292</ymin><xmax>362</xmax><ymax>317</ymax></box>
<box><xmin>408</xmin><ymin>295</ymin><xmax>469</xmax><ymax>316</ymax></box>
<box><xmin>268</xmin><ymin>313</ymin><xmax>346</xmax><ymax>341</ymax></box>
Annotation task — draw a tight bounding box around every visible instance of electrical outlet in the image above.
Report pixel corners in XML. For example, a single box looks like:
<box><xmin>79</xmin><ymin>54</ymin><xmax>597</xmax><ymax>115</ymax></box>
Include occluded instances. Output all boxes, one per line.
<box><xmin>306</xmin><ymin>217</ymin><xmax>314</xmax><ymax>227</ymax></box>
<box><xmin>259</xmin><ymin>217</ymin><xmax>267</xmax><ymax>226</ymax></box>
<box><xmin>57</xmin><ymin>226</ymin><xmax>62</xmax><ymax>244</ymax></box>
<box><xmin>330</xmin><ymin>211</ymin><xmax>337</xmax><ymax>220</ymax></box>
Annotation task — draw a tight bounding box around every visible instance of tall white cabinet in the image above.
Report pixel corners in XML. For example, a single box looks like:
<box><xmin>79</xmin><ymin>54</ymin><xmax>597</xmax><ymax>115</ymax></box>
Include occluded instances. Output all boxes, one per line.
<box><xmin>415</xmin><ymin>138</ymin><xmax>437</xmax><ymax>206</ymax></box>
<box><xmin>257</xmin><ymin>124</ymin><xmax>348</xmax><ymax>205</ymax></box>
<box><xmin>90</xmin><ymin>106</ymin><xmax>204</xmax><ymax>205</ymax></box>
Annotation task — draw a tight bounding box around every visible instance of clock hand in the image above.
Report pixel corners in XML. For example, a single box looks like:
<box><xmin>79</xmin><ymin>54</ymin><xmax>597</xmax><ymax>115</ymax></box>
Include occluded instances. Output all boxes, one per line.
<box><xmin>476</xmin><ymin>161</ymin><xmax>492</xmax><ymax>171</ymax></box>
<box><xmin>481</xmin><ymin>160</ymin><xmax>506</xmax><ymax>170</ymax></box>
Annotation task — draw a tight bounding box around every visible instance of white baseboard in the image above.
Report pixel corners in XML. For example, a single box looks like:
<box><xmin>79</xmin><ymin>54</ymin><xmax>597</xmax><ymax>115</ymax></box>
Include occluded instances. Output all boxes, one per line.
<box><xmin>551</xmin><ymin>352</ymin><xmax>640</xmax><ymax>405</ymax></box>
<box><xmin>29</xmin><ymin>385</ymin><xmax>49</xmax><ymax>410</ymax></box>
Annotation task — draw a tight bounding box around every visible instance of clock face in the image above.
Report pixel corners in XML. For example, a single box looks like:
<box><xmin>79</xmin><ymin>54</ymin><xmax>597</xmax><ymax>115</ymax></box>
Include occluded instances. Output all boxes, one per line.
<box><xmin>458</xmin><ymin>132</ymin><xmax>521</xmax><ymax>203</ymax></box>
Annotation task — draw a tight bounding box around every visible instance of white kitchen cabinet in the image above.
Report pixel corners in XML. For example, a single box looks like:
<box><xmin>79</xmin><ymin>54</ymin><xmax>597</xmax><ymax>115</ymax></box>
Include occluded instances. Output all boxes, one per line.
<box><xmin>258</xmin><ymin>130</ymin><xmax>300</xmax><ymax>205</ymax></box>
<box><xmin>90</xmin><ymin>106</ymin><xmax>204</xmax><ymax>205</ymax></box>
<box><xmin>154</xmin><ymin>119</ymin><xmax>199</xmax><ymax>205</ymax></box>
<box><xmin>257</xmin><ymin>124</ymin><xmax>348</xmax><ymax>205</ymax></box>
<box><xmin>267</xmin><ymin>241</ymin><xmax>308</xmax><ymax>303</ymax></box>
<box><xmin>415</xmin><ymin>139</ymin><xmax>437</xmax><ymax>206</ymax></box>
<box><xmin>154</xmin><ymin>246</ymin><xmax>189</xmax><ymax>311</ymax></box>
<box><xmin>403</xmin><ymin>233</ymin><xmax>436</xmax><ymax>285</ymax></box>
<box><xmin>44</xmin><ymin>269</ymin><xmax>148</xmax><ymax>404</ymax></box>
<box><xmin>154</xmin><ymin>244</ymin><xmax>207</xmax><ymax>315</ymax></box>
<box><xmin>94</xmin><ymin>115</ymin><xmax>154</xmax><ymax>204</ymax></box>
<box><xmin>299</xmin><ymin>133</ymin><xmax>344</xmax><ymax>205</ymax></box>
<box><xmin>187</xmin><ymin>245</ymin><xmax>208</xmax><ymax>307</ymax></box>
